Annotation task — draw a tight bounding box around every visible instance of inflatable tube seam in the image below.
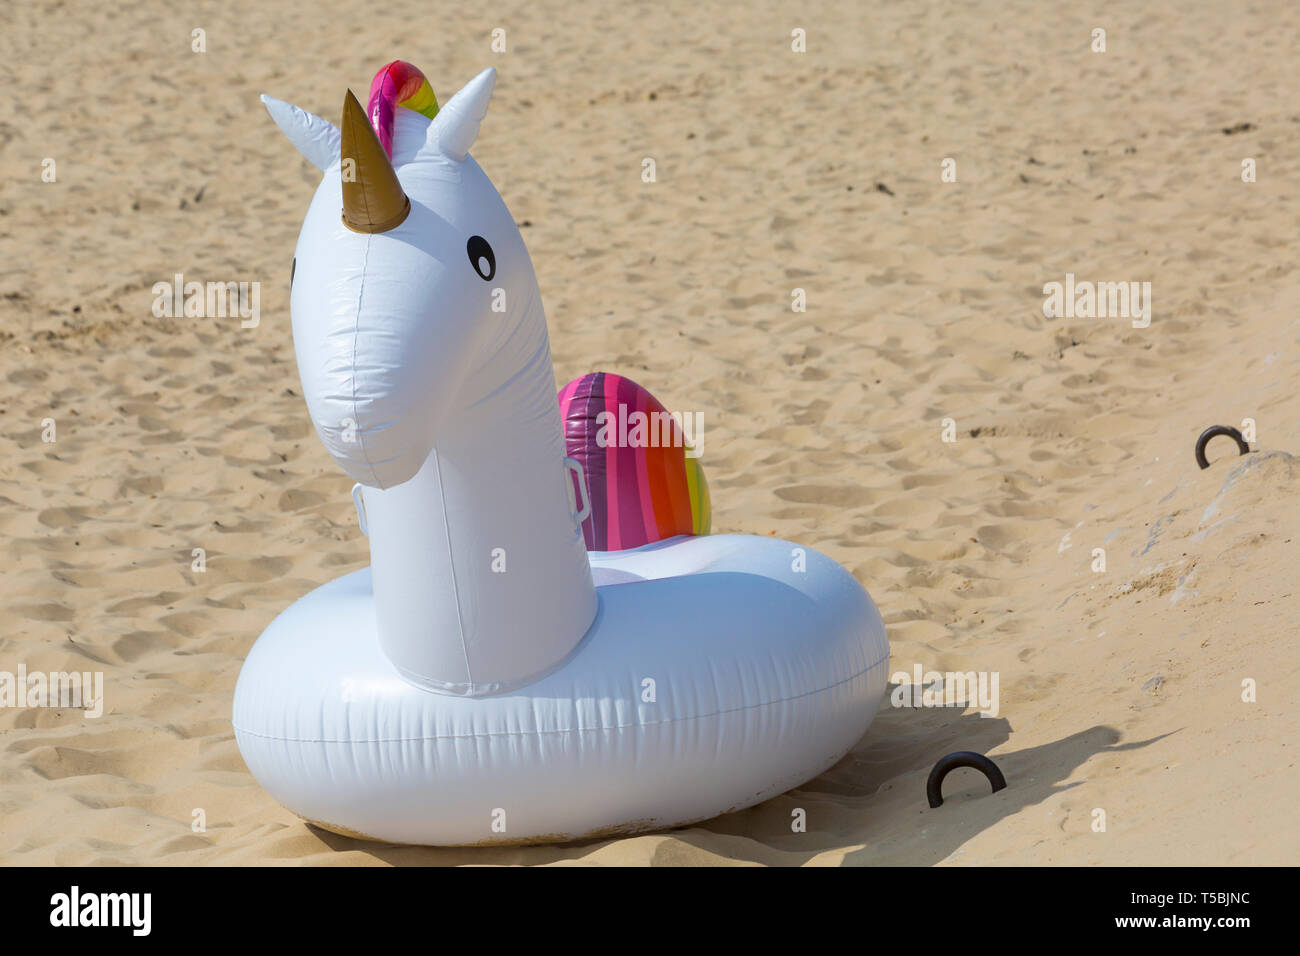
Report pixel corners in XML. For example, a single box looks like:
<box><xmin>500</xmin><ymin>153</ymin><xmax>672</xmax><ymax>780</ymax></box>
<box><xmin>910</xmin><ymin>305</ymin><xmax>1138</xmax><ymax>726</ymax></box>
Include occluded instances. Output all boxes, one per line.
<box><xmin>430</xmin><ymin>446</ymin><xmax>475</xmax><ymax>684</ymax></box>
<box><xmin>233</xmin><ymin>646</ymin><xmax>888</xmax><ymax>745</ymax></box>
<box><xmin>348</xmin><ymin>233</ymin><xmax>382</xmax><ymax>488</ymax></box>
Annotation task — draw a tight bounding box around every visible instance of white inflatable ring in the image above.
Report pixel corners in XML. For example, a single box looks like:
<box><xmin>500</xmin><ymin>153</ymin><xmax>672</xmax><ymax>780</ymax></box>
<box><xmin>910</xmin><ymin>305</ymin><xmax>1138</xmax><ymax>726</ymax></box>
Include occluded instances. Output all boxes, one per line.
<box><xmin>235</xmin><ymin>535</ymin><xmax>887</xmax><ymax>844</ymax></box>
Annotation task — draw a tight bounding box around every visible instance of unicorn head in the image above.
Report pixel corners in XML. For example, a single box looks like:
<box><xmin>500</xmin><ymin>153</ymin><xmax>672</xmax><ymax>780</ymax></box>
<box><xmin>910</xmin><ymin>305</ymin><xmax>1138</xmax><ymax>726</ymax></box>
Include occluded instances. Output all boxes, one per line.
<box><xmin>263</xmin><ymin>65</ymin><xmax>596</xmax><ymax>696</ymax></box>
<box><xmin>263</xmin><ymin>65</ymin><xmax>543</xmax><ymax>490</ymax></box>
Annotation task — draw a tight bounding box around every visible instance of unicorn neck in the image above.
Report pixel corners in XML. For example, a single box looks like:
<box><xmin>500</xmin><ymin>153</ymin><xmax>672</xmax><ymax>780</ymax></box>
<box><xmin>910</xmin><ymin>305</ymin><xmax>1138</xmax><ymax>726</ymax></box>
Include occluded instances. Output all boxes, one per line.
<box><xmin>361</xmin><ymin>289</ymin><xmax>597</xmax><ymax>696</ymax></box>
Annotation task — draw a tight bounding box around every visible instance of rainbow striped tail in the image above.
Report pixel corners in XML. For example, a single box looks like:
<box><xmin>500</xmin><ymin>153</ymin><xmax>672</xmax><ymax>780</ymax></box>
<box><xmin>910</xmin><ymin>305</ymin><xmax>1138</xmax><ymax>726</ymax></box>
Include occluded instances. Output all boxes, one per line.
<box><xmin>558</xmin><ymin>373</ymin><xmax>710</xmax><ymax>552</ymax></box>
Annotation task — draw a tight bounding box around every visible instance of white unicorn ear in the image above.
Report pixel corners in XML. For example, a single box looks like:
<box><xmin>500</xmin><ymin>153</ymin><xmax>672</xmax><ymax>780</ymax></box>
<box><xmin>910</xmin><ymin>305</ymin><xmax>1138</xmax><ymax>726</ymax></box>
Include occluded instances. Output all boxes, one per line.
<box><xmin>427</xmin><ymin>68</ymin><xmax>496</xmax><ymax>162</ymax></box>
<box><xmin>261</xmin><ymin>94</ymin><xmax>341</xmax><ymax>171</ymax></box>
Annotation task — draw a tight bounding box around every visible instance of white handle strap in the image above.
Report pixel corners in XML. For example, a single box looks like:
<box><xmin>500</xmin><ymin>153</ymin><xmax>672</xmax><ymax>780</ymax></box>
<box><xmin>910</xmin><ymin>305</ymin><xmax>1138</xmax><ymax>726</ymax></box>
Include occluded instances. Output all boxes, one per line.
<box><xmin>351</xmin><ymin>483</ymin><xmax>369</xmax><ymax>537</ymax></box>
<box><xmin>563</xmin><ymin>458</ymin><xmax>591</xmax><ymax>525</ymax></box>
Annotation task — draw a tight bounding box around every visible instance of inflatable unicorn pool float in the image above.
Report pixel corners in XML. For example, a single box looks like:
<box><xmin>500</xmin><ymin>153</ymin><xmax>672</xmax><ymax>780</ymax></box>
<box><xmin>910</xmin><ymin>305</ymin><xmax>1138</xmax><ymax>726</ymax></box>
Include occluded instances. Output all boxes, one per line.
<box><xmin>233</xmin><ymin>61</ymin><xmax>889</xmax><ymax>845</ymax></box>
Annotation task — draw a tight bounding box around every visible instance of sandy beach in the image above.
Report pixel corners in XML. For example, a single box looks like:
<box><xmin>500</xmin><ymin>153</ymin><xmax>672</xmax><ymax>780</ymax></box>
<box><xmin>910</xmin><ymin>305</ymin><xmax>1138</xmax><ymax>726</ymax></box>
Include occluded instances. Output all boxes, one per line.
<box><xmin>2</xmin><ymin>0</ymin><xmax>1298</xmax><ymax>864</ymax></box>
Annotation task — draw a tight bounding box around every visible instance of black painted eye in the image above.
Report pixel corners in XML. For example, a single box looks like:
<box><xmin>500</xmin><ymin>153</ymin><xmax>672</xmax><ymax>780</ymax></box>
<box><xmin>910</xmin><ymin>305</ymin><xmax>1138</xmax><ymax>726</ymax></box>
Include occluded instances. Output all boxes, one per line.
<box><xmin>467</xmin><ymin>236</ymin><xmax>495</xmax><ymax>281</ymax></box>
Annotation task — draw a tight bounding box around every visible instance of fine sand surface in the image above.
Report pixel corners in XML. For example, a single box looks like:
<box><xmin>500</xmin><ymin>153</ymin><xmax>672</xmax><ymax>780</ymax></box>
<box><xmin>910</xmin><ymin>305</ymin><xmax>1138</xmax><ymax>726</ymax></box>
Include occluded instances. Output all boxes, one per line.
<box><xmin>2</xmin><ymin>0</ymin><xmax>1298</xmax><ymax>864</ymax></box>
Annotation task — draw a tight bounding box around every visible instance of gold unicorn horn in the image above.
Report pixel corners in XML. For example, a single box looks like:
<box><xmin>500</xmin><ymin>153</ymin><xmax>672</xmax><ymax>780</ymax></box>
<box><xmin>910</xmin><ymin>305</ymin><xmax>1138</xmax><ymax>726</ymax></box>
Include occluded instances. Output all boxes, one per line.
<box><xmin>340</xmin><ymin>89</ymin><xmax>410</xmax><ymax>233</ymax></box>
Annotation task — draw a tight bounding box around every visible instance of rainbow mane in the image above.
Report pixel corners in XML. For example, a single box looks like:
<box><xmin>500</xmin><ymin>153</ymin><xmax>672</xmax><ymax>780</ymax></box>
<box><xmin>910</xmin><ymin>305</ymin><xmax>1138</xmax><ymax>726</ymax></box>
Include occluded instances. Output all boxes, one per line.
<box><xmin>367</xmin><ymin>60</ymin><xmax>440</xmax><ymax>158</ymax></box>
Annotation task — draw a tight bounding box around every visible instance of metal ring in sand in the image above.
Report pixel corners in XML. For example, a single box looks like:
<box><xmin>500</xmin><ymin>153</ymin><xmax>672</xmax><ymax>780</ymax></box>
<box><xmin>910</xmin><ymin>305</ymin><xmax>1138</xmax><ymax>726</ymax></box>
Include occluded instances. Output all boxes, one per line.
<box><xmin>1194</xmin><ymin>425</ymin><xmax>1250</xmax><ymax>470</ymax></box>
<box><xmin>926</xmin><ymin>751</ymin><xmax>1007</xmax><ymax>808</ymax></box>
